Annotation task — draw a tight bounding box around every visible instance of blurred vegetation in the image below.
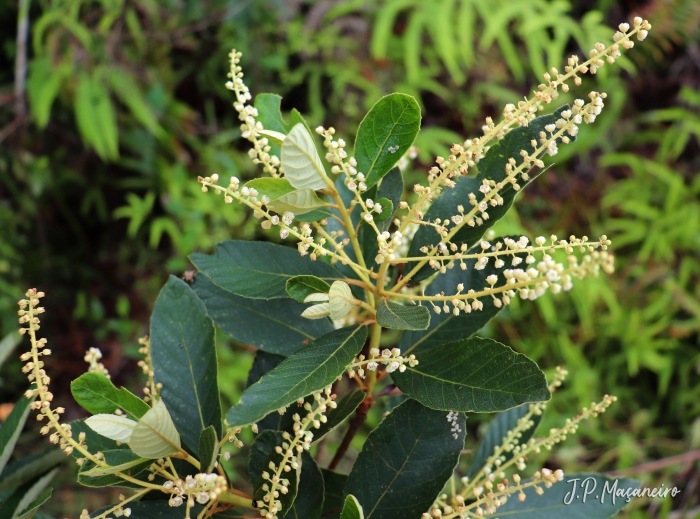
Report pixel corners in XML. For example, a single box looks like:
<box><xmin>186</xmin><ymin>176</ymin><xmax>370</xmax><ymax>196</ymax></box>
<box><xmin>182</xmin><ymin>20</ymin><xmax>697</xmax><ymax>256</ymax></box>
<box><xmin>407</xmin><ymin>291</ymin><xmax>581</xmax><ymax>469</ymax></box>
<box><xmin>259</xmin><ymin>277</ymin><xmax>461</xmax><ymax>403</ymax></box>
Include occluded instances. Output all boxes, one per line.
<box><xmin>1</xmin><ymin>0</ymin><xmax>699</xmax><ymax>517</ymax></box>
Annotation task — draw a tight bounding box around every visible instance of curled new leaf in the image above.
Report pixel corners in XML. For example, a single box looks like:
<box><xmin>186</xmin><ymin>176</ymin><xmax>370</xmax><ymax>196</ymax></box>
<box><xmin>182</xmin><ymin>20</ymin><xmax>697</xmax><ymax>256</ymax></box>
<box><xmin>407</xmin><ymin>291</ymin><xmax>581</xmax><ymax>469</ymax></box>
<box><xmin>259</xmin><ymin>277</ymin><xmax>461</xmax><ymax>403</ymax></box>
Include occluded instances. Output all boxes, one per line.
<box><xmin>329</xmin><ymin>281</ymin><xmax>354</xmax><ymax>321</ymax></box>
<box><xmin>128</xmin><ymin>399</ymin><xmax>181</xmax><ymax>459</ymax></box>
<box><xmin>302</xmin><ymin>303</ymin><xmax>331</xmax><ymax>319</ymax></box>
<box><xmin>282</xmin><ymin>123</ymin><xmax>330</xmax><ymax>190</ymax></box>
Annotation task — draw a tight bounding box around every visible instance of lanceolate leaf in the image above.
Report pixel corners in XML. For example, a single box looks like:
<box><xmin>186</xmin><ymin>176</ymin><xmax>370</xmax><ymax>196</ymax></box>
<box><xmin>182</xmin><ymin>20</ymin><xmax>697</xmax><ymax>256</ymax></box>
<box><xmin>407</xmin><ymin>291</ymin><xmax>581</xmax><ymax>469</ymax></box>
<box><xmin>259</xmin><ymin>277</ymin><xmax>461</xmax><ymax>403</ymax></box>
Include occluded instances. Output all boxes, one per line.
<box><xmin>355</xmin><ymin>94</ymin><xmax>421</xmax><ymax>188</ymax></box>
<box><xmin>84</xmin><ymin>414</ymin><xmax>137</xmax><ymax>443</ymax></box>
<box><xmin>245</xmin><ymin>351</ymin><xmax>308</xmax><ymax>433</ymax></box>
<box><xmin>15</xmin><ymin>486</ymin><xmax>52</xmax><ymax>519</ymax></box>
<box><xmin>376</xmin><ymin>300</ymin><xmax>430</xmax><ymax>330</ymax></box>
<box><xmin>0</xmin><ymin>397</ymin><xmax>32</xmax><ymax>475</ymax></box>
<box><xmin>71</xmin><ymin>372</ymin><xmax>150</xmax><ymax>421</ymax></box>
<box><xmin>1</xmin><ymin>468</ymin><xmax>57</xmax><ymax>519</ymax></box>
<box><xmin>198</xmin><ymin>426</ymin><xmax>219</xmax><ymax>473</ymax></box>
<box><xmin>344</xmin><ymin>399</ymin><xmax>465</xmax><ymax>519</ymax></box>
<box><xmin>286</xmin><ymin>276</ymin><xmax>331</xmax><ymax>302</ymax></box>
<box><xmin>281</xmin><ymin>451</ymin><xmax>324</xmax><ymax>519</ymax></box>
<box><xmin>150</xmin><ymin>276</ymin><xmax>221</xmax><ymax>451</ymax></box>
<box><xmin>400</xmin><ymin>237</ymin><xmax>527</xmax><ymax>355</ymax></box>
<box><xmin>190</xmin><ymin>241</ymin><xmax>342</xmax><ymax>300</ymax></box>
<box><xmin>193</xmin><ymin>274</ymin><xmax>333</xmax><ymax>356</ymax></box>
<box><xmin>313</xmin><ymin>388</ymin><xmax>366</xmax><ymax>443</ymax></box>
<box><xmin>393</xmin><ymin>337</ymin><xmax>550</xmax><ymax>412</ymax></box>
<box><xmin>0</xmin><ymin>449</ymin><xmax>64</xmax><ymax>492</ymax></box>
<box><xmin>487</xmin><ymin>473</ymin><xmax>639</xmax><ymax>519</ymax></box>
<box><xmin>282</xmin><ymin>123</ymin><xmax>329</xmax><ymax>190</ymax></box>
<box><xmin>466</xmin><ymin>404</ymin><xmax>542</xmax><ymax>478</ymax></box>
<box><xmin>227</xmin><ymin>325</ymin><xmax>368</xmax><ymax>427</ymax></box>
<box><xmin>129</xmin><ymin>399</ymin><xmax>181</xmax><ymax>459</ymax></box>
<box><xmin>340</xmin><ymin>495</ymin><xmax>364</xmax><ymax>519</ymax></box>
<box><xmin>406</xmin><ymin>105</ymin><xmax>573</xmax><ymax>282</ymax></box>
<box><xmin>249</xmin><ymin>431</ymin><xmax>300</xmax><ymax>518</ymax></box>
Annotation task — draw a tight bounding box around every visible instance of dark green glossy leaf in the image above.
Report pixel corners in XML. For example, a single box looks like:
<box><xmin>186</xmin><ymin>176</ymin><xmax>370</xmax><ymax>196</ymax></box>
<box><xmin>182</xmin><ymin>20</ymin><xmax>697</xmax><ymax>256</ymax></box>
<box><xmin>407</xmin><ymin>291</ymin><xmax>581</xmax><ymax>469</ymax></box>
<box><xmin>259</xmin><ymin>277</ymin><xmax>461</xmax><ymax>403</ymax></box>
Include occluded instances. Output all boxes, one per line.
<box><xmin>393</xmin><ymin>337</ymin><xmax>550</xmax><ymax>412</ymax></box>
<box><xmin>227</xmin><ymin>325</ymin><xmax>367</xmax><ymax>427</ymax></box>
<box><xmin>190</xmin><ymin>241</ymin><xmax>343</xmax><ymax>300</ymax></box>
<box><xmin>321</xmin><ymin>469</ymin><xmax>348</xmax><ymax>519</ymax></box>
<box><xmin>150</xmin><ymin>276</ymin><xmax>222</xmax><ymax>451</ymax></box>
<box><xmin>0</xmin><ymin>449</ymin><xmax>64</xmax><ymax>492</ymax></box>
<box><xmin>255</xmin><ymin>93</ymin><xmax>291</xmax><ymax>157</ymax></box>
<box><xmin>198</xmin><ymin>426</ymin><xmax>219</xmax><ymax>473</ymax></box>
<box><xmin>487</xmin><ymin>473</ymin><xmax>639</xmax><ymax>519</ymax></box>
<box><xmin>0</xmin><ymin>397</ymin><xmax>32</xmax><ymax>475</ymax></box>
<box><xmin>70</xmin><ymin>372</ymin><xmax>150</xmax><ymax>421</ymax></box>
<box><xmin>246</xmin><ymin>351</ymin><xmax>311</xmax><ymax>433</ymax></box>
<box><xmin>78</xmin><ymin>450</ymin><xmax>151</xmax><ymax>488</ymax></box>
<box><xmin>249</xmin><ymin>431</ymin><xmax>299</xmax><ymax>517</ymax></box>
<box><xmin>15</xmin><ymin>486</ymin><xmax>52</xmax><ymax>519</ymax></box>
<box><xmin>286</xmin><ymin>276</ymin><xmax>331</xmax><ymax>302</ymax></box>
<box><xmin>406</xmin><ymin>105</ymin><xmax>573</xmax><ymax>282</ymax></box>
<box><xmin>341</xmin><ymin>495</ymin><xmax>364</xmax><ymax>519</ymax></box>
<box><xmin>400</xmin><ymin>237</ymin><xmax>527</xmax><ymax>355</ymax></box>
<box><xmin>344</xmin><ymin>399</ymin><xmax>465</xmax><ymax>518</ymax></box>
<box><xmin>355</xmin><ymin>94</ymin><xmax>421</xmax><ymax>188</ymax></box>
<box><xmin>313</xmin><ymin>388</ymin><xmax>366</xmax><ymax>443</ymax></box>
<box><xmin>466</xmin><ymin>404</ymin><xmax>542</xmax><ymax>478</ymax></box>
<box><xmin>376</xmin><ymin>300</ymin><xmax>430</xmax><ymax>330</ymax></box>
<box><xmin>358</xmin><ymin>167</ymin><xmax>404</xmax><ymax>267</ymax></box>
<box><xmin>281</xmin><ymin>451</ymin><xmax>324</xmax><ymax>519</ymax></box>
<box><xmin>373</xmin><ymin>198</ymin><xmax>393</xmax><ymax>222</ymax></box>
<box><xmin>194</xmin><ymin>274</ymin><xmax>332</xmax><ymax>356</ymax></box>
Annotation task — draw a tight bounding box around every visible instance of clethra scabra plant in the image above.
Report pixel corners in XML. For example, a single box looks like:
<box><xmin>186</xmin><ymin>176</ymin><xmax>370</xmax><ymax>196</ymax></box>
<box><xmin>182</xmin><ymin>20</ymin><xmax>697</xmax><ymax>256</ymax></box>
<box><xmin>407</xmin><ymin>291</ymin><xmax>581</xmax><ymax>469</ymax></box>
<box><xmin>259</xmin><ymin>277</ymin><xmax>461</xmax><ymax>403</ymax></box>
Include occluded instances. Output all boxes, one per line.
<box><xmin>16</xmin><ymin>15</ymin><xmax>651</xmax><ymax>519</ymax></box>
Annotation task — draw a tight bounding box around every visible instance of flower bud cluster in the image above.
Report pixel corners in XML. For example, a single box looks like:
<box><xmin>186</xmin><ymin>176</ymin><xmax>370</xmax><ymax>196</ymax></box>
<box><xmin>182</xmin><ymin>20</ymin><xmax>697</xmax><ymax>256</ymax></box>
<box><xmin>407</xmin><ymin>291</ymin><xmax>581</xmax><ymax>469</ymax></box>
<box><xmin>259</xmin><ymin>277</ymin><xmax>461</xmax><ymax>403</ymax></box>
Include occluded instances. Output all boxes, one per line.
<box><xmin>137</xmin><ymin>335</ymin><xmax>162</xmax><ymax>403</ymax></box>
<box><xmin>84</xmin><ymin>347</ymin><xmax>110</xmax><ymax>379</ymax></box>
<box><xmin>256</xmin><ymin>386</ymin><xmax>337</xmax><ymax>519</ymax></box>
<box><xmin>347</xmin><ymin>347</ymin><xmax>419</xmax><ymax>379</ymax></box>
<box><xmin>163</xmin><ymin>473</ymin><xmax>227</xmax><ymax>511</ymax></box>
<box><xmin>375</xmin><ymin>230</ymin><xmax>405</xmax><ymax>265</ymax></box>
<box><xmin>226</xmin><ymin>50</ymin><xmax>281</xmax><ymax>176</ymax></box>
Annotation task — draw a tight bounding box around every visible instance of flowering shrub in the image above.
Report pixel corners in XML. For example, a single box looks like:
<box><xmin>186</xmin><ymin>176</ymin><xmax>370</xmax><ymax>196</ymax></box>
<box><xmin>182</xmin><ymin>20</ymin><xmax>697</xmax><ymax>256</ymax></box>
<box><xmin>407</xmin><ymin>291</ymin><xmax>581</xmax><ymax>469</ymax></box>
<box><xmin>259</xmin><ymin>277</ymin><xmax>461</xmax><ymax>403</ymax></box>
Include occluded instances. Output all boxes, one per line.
<box><xmin>12</xmin><ymin>15</ymin><xmax>654</xmax><ymax>519</ymax></box>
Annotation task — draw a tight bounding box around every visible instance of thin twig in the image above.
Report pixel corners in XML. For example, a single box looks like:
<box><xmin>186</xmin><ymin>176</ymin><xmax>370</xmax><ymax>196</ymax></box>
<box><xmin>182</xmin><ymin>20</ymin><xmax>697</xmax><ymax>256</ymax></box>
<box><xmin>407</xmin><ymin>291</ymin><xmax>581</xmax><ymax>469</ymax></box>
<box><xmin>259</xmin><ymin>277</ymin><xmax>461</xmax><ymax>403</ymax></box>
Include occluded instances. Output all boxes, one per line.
<box><xmin>14</xmin><ymin>0</ymin><xmax>31</xmax><ymax>118</ymax></box>
<box><xmin>328</xmin><ymin>398</ymin><xmax>372</xmax><ymax>471</ymax></box>
<box><xmin>604</xmin><ymin>450</ymin><xmax>700</xmax><ymax>477</ymax></box>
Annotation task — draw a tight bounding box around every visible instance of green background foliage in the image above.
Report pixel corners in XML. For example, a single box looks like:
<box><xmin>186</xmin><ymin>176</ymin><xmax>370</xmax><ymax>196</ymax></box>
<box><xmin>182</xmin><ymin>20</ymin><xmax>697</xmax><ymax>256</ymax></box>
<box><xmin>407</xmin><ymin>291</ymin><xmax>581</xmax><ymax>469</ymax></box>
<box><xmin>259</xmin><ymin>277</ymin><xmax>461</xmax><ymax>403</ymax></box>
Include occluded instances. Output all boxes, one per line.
<box><xmin>1</xmin><ymin>0</ymin><xmax>699</xmax><ymax>517</ymax></box>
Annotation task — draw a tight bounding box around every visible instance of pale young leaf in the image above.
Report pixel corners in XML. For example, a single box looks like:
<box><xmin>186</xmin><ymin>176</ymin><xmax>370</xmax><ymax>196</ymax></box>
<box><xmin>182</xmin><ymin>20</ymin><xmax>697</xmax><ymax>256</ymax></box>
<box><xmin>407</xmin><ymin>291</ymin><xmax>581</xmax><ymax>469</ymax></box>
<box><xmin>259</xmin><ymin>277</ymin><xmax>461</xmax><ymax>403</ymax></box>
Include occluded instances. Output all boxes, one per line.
<box><xmin>304</xmin><ymin>293</ymin><xmax>330</xmax><ymax>303</ymax></box>
<box><xmin>258</xmin><ymin>129</ymin><xmax>286</xmax><ymax>146</ymax></box>
<box><xmin>341</xmin><ymin>495</ymin><xmax>364</xmax><ymax>519</ymax></box>
<box><xmin>302</xmin><ymin>303</ymin><xmax>331</xmax><ymax>319</ymax></box>
<box><xmin>329</xmin><ymin>281</ymin><xmax>354</xmax><ymax>321</ymax></box>
<box><xmin>281</xmin><ymin>123</ymin><xmax>329</xmax><ymax>190</ymax></box>
<box><xmin>129</xmin><ymin>399</ymin><xmax>181</xmax><ymax>459</ymax></box>
<box><xmin>269</xmin><ymin>188</ymin><xmax>327</xmax><ymax>214</ymax></box>
<box><xmin>85</xmin><ymin>414</ymin><xmax>137</xmax><ymax>443</ymax></box>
